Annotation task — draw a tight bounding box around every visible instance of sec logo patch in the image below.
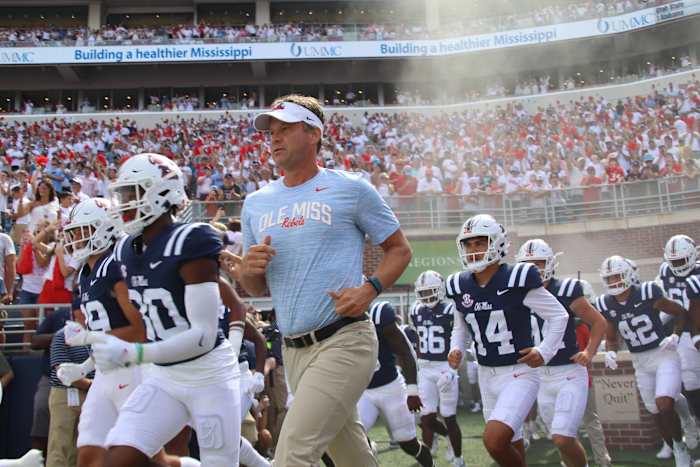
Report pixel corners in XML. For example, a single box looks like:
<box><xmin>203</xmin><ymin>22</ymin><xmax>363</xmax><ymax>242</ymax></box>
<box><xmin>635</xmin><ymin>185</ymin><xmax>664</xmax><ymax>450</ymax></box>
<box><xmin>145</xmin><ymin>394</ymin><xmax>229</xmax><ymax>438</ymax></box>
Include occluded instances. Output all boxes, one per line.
<box><xmin>462</xmin><ymin>293</ymin><xmax>474</xmax><ymax>308</ymax></box>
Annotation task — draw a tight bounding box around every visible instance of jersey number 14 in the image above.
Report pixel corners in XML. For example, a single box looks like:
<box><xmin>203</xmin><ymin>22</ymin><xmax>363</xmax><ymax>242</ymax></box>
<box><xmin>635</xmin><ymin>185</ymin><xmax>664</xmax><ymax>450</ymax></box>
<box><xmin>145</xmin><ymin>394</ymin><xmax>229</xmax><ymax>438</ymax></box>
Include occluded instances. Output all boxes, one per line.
<box><xmin>464</xmin><ymin>309</ymin><xmax>515</xmax><ymax>356</ymax></box>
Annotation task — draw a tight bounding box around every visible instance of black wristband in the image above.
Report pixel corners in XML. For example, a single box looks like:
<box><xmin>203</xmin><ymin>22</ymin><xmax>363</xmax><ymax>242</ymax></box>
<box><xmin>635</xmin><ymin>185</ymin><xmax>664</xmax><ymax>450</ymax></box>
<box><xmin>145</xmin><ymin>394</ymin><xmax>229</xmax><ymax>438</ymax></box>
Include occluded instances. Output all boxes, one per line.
<box><xmin>366</xmin><ymin>276</ymin><xmax>383</xmax><ymax>295</ymax></box>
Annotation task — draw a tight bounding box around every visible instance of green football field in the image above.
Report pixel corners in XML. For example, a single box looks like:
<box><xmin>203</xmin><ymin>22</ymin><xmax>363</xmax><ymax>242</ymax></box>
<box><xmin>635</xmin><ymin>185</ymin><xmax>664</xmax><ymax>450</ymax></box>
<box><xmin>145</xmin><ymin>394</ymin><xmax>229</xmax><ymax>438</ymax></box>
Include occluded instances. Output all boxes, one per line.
<box><xmin>366</xmin><ymin>409</ymin><xmax>681</xmax><ymax>466</ymax></box>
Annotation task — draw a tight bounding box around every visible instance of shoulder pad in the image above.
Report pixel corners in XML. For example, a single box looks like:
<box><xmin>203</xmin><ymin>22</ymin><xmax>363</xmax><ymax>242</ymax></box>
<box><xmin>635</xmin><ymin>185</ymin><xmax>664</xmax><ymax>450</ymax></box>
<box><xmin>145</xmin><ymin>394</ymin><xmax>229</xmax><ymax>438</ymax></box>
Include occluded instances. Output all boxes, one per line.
<box><xmin>508</xmin><ymin>262</ymin><xmax>542</xmax><ymax>289</ymax></box>
<box><xmin>641</xmin><ymin>281</ymin><xmax>662</xmax><ymax>302</ymax></box>
<box><xmin>555</xmin><ymin>277</ymin><xmax>583</xmax><ymax>299</ymax></box>
<box><xmin>369</xmin><ymin>301</ymin><xmax>396</xmax><ymax>327</ymax></box>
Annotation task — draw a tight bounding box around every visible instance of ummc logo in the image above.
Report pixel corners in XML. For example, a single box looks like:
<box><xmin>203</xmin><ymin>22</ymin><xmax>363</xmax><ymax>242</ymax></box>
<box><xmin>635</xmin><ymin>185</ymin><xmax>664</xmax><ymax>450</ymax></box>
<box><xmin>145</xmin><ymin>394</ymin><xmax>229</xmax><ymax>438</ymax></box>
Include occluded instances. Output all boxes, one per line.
<box><xmin>0</xmin><ymin>51</ymin><xmax>35</xmax><ymax>64</ymax></box>
<box><xmin>596</xmin><ymin>13</ymin><xmax>654</xmax><ymax>33</ymax></box>
<box><xmin>290</xmin><ymin>43</ymin><xmax>342</xmax><ymax>58</ymax></box>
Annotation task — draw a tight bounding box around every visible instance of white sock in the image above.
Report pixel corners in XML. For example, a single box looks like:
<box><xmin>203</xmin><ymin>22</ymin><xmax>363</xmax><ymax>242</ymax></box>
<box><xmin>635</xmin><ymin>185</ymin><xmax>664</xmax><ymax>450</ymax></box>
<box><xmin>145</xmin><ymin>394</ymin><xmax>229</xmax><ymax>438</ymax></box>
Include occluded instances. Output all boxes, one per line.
<box><xmin>179</xmin><ymin>457</ymin><xmax>201</xmax><ymax>467</ymax></box>
<box><xmin>676</xmin><ymin>393</ymin><xmax>693</xmax><ymax>422</ymax></box>
<box><xmin>240</xmin><ymin>437</ymin><xmax>271</xmax><ymax>467</ymax></box>
<box><xmin>673</xmin><ymin>439</ymin><xmax>687</xmax><ymax>451</ymax></box>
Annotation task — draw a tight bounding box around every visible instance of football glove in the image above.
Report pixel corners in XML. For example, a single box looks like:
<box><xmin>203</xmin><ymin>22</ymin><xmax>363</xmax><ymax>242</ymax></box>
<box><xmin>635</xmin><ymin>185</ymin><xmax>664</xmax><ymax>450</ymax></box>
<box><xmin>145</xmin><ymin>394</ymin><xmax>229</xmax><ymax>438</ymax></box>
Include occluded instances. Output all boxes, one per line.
<box><xmin>605</xmin><ymin>351</ymin><xmax>618</xmax><ymax>370</ymax></box>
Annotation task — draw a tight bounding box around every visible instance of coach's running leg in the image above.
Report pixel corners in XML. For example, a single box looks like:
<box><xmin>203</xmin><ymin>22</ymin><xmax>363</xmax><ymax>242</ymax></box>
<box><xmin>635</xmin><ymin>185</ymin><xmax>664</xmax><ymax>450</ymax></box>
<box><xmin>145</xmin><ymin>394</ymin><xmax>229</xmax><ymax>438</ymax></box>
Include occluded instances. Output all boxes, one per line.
<box><xmin>276</xmin><ymin>321</ymin><xmax>379</xmax><ymax>467</ymax></box>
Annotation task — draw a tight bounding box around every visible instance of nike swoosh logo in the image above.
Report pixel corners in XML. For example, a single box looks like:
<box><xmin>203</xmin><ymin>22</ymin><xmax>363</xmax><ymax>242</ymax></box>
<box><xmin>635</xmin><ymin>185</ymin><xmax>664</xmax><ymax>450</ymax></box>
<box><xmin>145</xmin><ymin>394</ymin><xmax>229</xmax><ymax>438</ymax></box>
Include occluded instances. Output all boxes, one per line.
<box><xmin>634</xmin><ymin>303</ymin><xmax>642</xmax><ymax>308</ymax></box>
<box><xmin>315</xmin><ymin>187</ymin><xmax>329</xmax><ymax>192</ymax></box>
<box><xmin>90</xmin><ymin>279</ymin><xmax>97</xmax><ymax>286</ymax></box>
<box><xmin>566</xmin><ymin>376</ymin><xmax>576</xmax><ymax>381</ymax></box>
<box><xmin>497</xmin><ymin>289</ymin><xmax>509</xmax><ymax>296</ymax></box>
<box><xmin>513</xmin><ymin>372</ymin><xmax>524</xmax><ymax>378</ymax></box>
<box><xmin>149</xmin><ymin>261</ymin><xmax>163</xmax><ymax>269</ymax></box>
<box><xmin>118</xmin><ymin>384</ymin><xmax>129</xmax><ymax>390</ymax></box>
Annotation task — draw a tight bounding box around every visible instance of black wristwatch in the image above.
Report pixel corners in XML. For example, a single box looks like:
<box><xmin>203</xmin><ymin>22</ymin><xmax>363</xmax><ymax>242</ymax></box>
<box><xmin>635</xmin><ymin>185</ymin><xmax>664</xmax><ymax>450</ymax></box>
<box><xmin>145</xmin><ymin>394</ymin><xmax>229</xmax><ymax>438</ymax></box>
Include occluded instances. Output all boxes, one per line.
<box><xmin>366</xmin><ymin>276</ymin><xmax>383</xmax><ymax>295</ymax></box>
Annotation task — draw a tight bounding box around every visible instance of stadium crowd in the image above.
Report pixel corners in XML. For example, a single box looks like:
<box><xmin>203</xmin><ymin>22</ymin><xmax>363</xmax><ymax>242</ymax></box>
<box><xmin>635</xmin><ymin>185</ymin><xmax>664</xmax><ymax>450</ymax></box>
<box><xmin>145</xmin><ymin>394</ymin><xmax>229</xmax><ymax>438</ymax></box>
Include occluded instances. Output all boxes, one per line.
<box><xmin>1</xmin><ymin>76</ymin><xmax>699</xmax><ymax>218</ymax></box>
<box><xmin>0</xmin><ymin>0</ymin><xmax>675</xmax><ymax>46</ymax></box>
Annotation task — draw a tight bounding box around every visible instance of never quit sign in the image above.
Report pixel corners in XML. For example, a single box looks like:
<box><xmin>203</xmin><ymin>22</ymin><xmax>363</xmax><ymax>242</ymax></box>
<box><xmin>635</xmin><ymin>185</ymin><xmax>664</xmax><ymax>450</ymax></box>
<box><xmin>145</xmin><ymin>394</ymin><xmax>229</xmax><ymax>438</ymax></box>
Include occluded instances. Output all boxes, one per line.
<box><xmin>593</xmin><ymin>374</ymin><xmax>641</xmax><ymax>423</ymax></box>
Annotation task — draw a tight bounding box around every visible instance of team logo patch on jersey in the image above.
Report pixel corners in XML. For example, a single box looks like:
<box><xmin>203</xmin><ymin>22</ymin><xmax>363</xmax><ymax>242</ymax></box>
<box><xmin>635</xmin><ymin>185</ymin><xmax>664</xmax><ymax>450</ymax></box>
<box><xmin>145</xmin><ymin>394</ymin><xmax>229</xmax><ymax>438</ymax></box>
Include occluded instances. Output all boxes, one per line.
<box><xmin>609</xmin><ymin>309</ymin><xmax>616</xmax><ymax>318</ymax></box>
<box><xmin>462</xmin><ymin>293</ymin><xmax>474</xmax><ymax>308</ymax></box>
<box><xmin>670</xmin><ymin>277</ymin><xmax>676</xmax><ymax>284</ymax></box>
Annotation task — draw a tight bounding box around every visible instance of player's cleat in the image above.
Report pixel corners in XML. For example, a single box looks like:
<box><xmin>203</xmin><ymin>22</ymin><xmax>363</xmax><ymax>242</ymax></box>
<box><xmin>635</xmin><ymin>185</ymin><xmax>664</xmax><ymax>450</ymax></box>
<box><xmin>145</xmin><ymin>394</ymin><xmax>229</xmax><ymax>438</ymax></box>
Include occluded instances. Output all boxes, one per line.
<box><xmin>0</xmin><ymin>449</ymin><xmax>45</xmax><ymax>467</ymax></box>
<box><xmin>445</xmin><ymin>443</ymin><xmax>455</xmax><ymax>462</ymax></box>
<box><xmin>682</xmin><ymin>415</ymin><xmax>700</xmax><ymax>450</ymax></box>
<box><xmin>672</xmin><ymin>440</ymin><xmax>691</xmax><ymax>467</ymax></box>
<box><xmin>452</xmin><ymin>457</ymin><xmax>466</xmax><ymax>467</ymax></box>
<box><xmin>430</xmin><ymin>438</ymin><xmax>439</xmax><ymax>456</ymax></box>
<box><xmin>370</xmin><ymin>440</ymin><xmax>378</xmax><ymax>458</ymax></box>
<box><xmin>657</xmin><ymin>441</ymin><xmax>673</xmax><ymax>459</ymax></box>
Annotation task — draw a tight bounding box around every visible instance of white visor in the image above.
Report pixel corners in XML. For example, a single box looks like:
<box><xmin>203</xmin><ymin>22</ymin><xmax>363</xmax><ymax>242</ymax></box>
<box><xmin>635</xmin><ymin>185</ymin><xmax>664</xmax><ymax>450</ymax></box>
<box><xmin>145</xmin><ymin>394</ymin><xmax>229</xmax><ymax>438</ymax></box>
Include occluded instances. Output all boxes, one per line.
<box><xmin>254</xmin><ymin>101</ymin><xmax>324</xmax><ymax>135</ymax></box>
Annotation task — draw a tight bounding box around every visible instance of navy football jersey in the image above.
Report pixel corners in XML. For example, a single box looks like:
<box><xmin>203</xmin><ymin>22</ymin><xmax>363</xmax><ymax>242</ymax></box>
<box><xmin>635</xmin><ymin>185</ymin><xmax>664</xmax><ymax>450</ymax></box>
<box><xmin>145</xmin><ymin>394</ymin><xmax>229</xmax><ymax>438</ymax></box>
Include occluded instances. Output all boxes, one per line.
<box><xmin>114</xmin><ymin>222</ymin><xmax>224</xmax><ymax>365</ymax></box>
<box><xmin>446</xmin><ymin>262</ymin><xmax>543</xmax><ymax>367</ymax></box>
<box><xmin>659</xmin><ymin>262</ymin><xmax>700</xmax><ymax>308</ymax></box>
<box><xmin>409</xmin><ymin>300</ymin><xmax>454</xmax><ymax>362</ymax></box>
<box><xmin>531</xmin><ymin>277</ymin><xmax>583</xmax><ymax>366</ymax></box>
<box><xmin>595</xmin><ymin>281</ymin><xmax>666</xmax><ymax>353</ymax></box>
<box><xmin>78</xmin><ymin>251</ymin><xmax>130</xmax><ymax>332</ymax></box>
<box><xmin>368</xmin><ymin>301</ymin><xmax>400</xmax><ymax>389</ymax></box>
<box><xmin>400</xmin><ymin>324</ymin><xmax>418</xmax><ymax>353</ymax></box>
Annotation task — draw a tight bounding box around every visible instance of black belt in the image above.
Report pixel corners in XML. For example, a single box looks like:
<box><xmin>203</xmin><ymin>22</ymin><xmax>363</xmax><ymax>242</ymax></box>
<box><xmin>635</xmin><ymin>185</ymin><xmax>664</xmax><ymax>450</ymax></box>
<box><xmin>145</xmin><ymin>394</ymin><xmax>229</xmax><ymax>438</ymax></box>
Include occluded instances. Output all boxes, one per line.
<box><xmin>283</xmin><ymin>314</ymin><xmax>368</xmax><ymax>349</ymax></box>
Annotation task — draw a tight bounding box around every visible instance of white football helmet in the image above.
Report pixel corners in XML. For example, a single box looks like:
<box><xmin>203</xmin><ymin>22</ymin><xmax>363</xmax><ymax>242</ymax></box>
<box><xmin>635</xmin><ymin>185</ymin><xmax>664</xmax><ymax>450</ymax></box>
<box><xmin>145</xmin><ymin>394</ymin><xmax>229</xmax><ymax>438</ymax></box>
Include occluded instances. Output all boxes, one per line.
<box><xmin>108</xmin><ymin>153</ymin><xmax>188</xmax><ymax>236</ymax></box>
<box><xmin>456</xmin><ymin>214</ymin><xmax>508</xmax><ymax>273</ymax></box>
<box><xmin>415</xmin><ymin>270</ymin><xmax>445</xmax><ymax>307</ymax></box>
<box><xmin>664</xmin><ymin>234</ymin><xmax>698</xmax><ymax>277</ymax></box>
<box><xmin>515</xmin><ymin>238</ymin><xmax>561</xmax><ymax>282</ymax></box>
<box><xmin>600</xmin><ymin>255</ymin><xmax>635</xmax><ymax>296</ymax></box>
<box><xmin>64</xmin><ymin>198</ymin><xmax>119</xmax><ymax>262</ymax></box>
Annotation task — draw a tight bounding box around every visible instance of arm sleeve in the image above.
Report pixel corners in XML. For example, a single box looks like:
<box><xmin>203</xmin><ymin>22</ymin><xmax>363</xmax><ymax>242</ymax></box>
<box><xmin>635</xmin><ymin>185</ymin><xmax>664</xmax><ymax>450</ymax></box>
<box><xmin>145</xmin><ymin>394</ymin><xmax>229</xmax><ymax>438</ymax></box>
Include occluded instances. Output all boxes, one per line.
<box><xmin>449</xmin><ymin>306</ymin><xmax>468</xmax><ymax>354</ymax></box>
<box><xmin>355</xmin><ymin>177</ymin><xmax>400</xmax><ymax>246</ymax></box>
<box><xmin>142</xmin><ymin>282</ymin><xmax>221</xmax><ymax>364</ymax></box>
<box><xmin>524</xmin><ymin>286</ymin><xmax>568</xmax><ymax>364</ymax></box>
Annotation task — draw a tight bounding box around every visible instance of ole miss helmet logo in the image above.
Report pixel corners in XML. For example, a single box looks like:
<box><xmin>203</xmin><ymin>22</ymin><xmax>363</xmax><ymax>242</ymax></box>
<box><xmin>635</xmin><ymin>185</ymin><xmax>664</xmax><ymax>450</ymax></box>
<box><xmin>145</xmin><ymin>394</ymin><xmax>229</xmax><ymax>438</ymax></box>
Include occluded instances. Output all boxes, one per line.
<box><xmin>272</xmin><ymin>103</ymin><xmax>285</xmax><ymax>111</ymax></box>
<box><xmin>148</xmin><ymin>154</ymin><xmax>174</xmax><ymax>178</ymax></box>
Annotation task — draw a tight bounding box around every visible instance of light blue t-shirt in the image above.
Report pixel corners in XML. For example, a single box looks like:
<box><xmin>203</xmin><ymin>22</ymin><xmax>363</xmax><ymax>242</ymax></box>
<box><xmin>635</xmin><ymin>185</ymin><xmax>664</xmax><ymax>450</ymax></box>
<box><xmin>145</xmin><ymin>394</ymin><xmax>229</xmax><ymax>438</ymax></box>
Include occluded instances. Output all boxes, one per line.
<box><xmin>241</xmin><ymin>168</ymin><xmax>400</xmax><ymax>336</ymax></box>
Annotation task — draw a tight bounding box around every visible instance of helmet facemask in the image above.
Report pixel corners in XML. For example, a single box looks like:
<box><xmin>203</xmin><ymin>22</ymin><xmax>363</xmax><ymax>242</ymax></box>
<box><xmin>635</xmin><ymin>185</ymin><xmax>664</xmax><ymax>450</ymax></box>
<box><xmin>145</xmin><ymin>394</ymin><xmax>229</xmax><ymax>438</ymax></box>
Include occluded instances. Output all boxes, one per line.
<box><xmin>458</xmin><ymin>235</ymin><xmax>500</xmax><ymax>273</ymax></box>
<box><xmin>599</xmin><ymin>256</ymin><xmax>635</xmax><ymax>296</ymax></box>
<box><xmin>64</xmin><ymin>223</ymin><xmax>95</xmax><ymax>263</ymax></box>
<box><xmin>64</xmin><ymin>202</ymin><xmax>117</xmax><ymax>263</ymax></box>
<box><xmin>601</xmin><ymin>272</ymin><xmax>632</xmax><ymax>296</ymax></box>
<box><xmin>109</xmin><ymin>179</ymin><xmax>170</xmax><ymax>236</ymax></box>
<box><xmin>415</xmin><ymin>285</ymin><xmax>444</xmax><ymax>307</ymax></box>
<box><xmin>664</xmin><ymin>235</ymin><xmax>698</xmax><ymax>277</ymax></box>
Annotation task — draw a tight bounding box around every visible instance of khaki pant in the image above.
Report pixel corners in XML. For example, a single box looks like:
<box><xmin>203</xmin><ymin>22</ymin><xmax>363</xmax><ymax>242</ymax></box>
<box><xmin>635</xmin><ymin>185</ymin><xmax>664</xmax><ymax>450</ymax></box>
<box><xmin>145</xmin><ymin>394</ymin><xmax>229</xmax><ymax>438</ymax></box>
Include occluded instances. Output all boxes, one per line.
<box><xmin>47</xmin><ymin>387</ymin><xmax>86</xmax><ymax>467</ymax></box>
<box><xmin>581</xmin><ymin>388</ymin><xmax>611</xmax><ymax>467</ymax></box>
<box><xmin>266</xmin><ymin>365</ymin><xmax>289</xmax><ymax>448</ymax></box>
<box><xmin>275</xmin><ymin>320</ymin><xmax>379</xmax><ymax>467</ymax></box>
